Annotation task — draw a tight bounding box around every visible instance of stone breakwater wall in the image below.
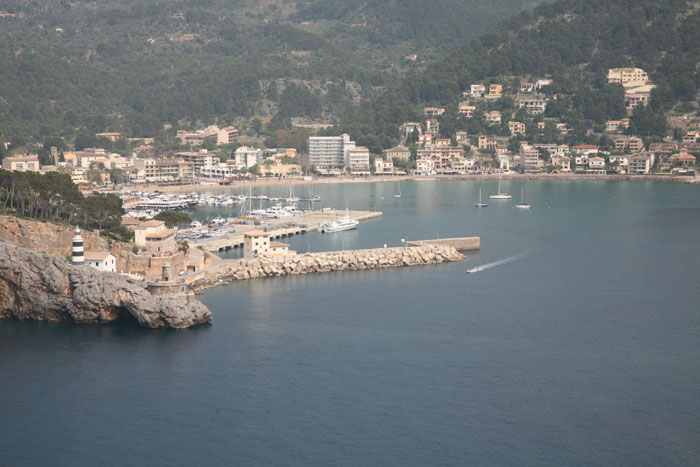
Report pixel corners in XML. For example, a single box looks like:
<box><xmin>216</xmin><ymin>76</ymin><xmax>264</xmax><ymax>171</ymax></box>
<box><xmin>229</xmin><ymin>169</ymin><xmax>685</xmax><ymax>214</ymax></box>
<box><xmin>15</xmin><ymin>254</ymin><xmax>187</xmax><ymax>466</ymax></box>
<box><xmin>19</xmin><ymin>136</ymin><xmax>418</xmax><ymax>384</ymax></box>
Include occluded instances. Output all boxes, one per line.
<box><xmin>191</xmin><ymin>244</ymin><xmax>464</xmax><ymax>292</ymax></box>
<box><xmin>0</xmin><ymin>241</ymin><xmax>212</xmax><ymax>329</ymax></box>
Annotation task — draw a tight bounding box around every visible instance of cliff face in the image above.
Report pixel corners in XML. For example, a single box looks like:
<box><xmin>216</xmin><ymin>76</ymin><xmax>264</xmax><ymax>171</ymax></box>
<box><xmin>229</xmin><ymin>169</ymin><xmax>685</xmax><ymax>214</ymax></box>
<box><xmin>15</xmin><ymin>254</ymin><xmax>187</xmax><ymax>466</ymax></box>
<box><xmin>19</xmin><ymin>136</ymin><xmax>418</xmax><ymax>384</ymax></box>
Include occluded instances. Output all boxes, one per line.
<box><xmin>0</xmin><ymin>241</ymin><xmax>211</xmax><ymax>329</ymax></box>
<box><xmin>0</xmin><ymin>215</ymin><xmax>114</xmax><ymax>256</ymax></box>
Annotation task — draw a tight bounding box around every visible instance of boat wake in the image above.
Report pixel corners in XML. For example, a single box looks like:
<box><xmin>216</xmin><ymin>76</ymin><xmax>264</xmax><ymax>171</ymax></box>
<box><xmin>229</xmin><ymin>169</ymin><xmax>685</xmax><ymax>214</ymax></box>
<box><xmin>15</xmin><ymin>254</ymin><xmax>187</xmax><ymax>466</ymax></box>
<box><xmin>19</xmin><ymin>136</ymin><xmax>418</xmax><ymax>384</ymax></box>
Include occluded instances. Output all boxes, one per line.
<box><xmin>465</xmin><ymin>249</ymin><xmax>533</xmax><ymax>274</ymax></box>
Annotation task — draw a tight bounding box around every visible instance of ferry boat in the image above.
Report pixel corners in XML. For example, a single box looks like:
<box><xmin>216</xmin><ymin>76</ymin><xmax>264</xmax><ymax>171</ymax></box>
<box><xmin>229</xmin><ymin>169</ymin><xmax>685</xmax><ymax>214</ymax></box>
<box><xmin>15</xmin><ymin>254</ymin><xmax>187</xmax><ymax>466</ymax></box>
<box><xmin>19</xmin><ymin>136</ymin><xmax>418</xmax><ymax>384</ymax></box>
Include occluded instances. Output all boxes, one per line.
<box><xmin>319</xmin><ymin>210</ymin><xmax>359</xmax><ymax>233</ymax></box>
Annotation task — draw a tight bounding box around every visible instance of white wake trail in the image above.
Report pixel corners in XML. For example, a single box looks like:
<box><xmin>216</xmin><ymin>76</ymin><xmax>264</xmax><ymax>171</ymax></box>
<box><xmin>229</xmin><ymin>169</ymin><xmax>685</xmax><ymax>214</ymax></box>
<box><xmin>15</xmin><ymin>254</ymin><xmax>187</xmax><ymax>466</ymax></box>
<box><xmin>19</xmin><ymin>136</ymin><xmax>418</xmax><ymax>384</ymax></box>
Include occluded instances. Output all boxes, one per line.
<box><xmin>465</xmin><ymin>249</ymin><xmax>533</xmax><ymax>274</ymax></box>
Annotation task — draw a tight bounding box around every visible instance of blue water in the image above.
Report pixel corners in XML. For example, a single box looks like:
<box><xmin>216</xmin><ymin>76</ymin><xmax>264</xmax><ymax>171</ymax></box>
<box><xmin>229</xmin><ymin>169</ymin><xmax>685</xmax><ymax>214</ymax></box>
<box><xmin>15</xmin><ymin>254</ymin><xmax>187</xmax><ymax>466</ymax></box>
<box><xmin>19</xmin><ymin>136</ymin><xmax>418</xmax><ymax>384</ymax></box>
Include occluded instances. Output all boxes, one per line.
<box><xmin>2</xmin><ymin>180</ymin><xmax>700</xmax><ymax>466</ymax></box>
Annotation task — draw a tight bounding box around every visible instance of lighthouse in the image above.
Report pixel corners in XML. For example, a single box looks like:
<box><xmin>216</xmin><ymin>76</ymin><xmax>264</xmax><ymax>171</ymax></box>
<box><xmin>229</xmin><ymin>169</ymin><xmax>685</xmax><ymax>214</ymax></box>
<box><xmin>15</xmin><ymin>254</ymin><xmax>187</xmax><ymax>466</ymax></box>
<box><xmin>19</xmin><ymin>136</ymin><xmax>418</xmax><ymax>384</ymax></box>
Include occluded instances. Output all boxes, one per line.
<box><xmin>71</xmin><ymin>227</ymin><xmax>85</xmax><ymax>266</ymax></box>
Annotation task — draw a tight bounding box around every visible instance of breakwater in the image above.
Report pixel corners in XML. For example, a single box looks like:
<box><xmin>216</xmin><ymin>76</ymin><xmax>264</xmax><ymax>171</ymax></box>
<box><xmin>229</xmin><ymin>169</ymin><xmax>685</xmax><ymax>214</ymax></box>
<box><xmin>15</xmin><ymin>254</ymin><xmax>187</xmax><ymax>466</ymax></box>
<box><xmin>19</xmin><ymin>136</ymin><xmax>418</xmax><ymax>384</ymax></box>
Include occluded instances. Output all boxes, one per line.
<box><xmin>405</xmin><ymin>237</ymin><xmax>480</xmax><ymax>251</ymax></box>
<box><xmin>191</xmin><ymin>244</ymin><xmax>464</xmax><ymax>292</ymax></box>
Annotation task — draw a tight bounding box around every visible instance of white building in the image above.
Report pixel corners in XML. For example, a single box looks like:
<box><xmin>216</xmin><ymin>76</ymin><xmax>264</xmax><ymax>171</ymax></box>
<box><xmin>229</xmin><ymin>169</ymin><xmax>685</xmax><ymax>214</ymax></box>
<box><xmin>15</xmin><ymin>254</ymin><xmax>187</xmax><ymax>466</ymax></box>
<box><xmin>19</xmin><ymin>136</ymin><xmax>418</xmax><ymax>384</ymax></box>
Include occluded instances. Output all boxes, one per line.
<box><xmin>243</xmin><ymin>230</ymin><xmax>270</xmax><ymax>259</ymax></box>
<box><xmin>607</xmin><ymin>68</ymin><xmax>649</xmax><ymax>86</ymax></box>
<box><xmin>2</xmin><ymin>155</ymin><xmax>40</xmax><ymax>172</ymax></box>
<box><xmin>308</xmin><ymin>134</ymin><xmax>358</xmax><ymax>170</ymax></box>
<box><xmin>345</xmin><ymin>147</ymin><xmax>370</xmax><ymax>171</ymax></box>
<box><xmin>84</xmin><ymin>251</ymin><xmax>117</xmax><ymax>273</ymax></box>
<box><xmin>235</xmin><ymin>146</ymin><xmax>262</xmax><ymax>169</ymax></box>
<box><xmin>200</xmin><ymin>164</ymin><xmax>235</xmax><ymax>179</ymax></box>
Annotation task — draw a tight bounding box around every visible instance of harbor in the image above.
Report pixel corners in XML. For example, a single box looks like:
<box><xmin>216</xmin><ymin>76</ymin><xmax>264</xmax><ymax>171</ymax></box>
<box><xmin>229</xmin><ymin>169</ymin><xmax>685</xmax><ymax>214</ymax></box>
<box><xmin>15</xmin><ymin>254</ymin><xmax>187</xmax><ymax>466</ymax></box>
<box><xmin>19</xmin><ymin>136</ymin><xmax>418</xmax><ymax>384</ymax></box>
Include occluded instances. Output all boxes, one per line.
<box><xmin>184</xmin><ymin>210</ymin><xmax>383</xmax><ymax>252</ymax></box>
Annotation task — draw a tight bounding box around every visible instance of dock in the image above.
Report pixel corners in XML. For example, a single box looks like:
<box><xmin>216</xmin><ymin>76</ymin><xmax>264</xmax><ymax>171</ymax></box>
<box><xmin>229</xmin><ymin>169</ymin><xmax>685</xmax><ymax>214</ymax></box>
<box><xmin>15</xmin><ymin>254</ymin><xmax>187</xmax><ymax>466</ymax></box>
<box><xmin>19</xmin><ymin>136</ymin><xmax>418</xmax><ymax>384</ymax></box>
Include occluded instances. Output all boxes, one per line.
<box><xmin>405</xmin><ymin>237</ymin><xmax>480</xmax><ymax>251</ymax></box>
<box><xmin>188</xmin><ymin>210</ymin><xmax>383</xmax><ymax>253</ymax></box>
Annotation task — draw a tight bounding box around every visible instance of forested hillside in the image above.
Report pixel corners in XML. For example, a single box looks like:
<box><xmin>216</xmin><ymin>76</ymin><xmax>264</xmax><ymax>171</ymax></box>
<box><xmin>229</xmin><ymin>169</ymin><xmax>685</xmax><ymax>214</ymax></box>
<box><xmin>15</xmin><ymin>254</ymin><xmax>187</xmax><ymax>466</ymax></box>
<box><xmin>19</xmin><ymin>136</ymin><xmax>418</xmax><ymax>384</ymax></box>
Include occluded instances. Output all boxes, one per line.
<box><xmin>334</xmin><ymin>0</ymin><xmax>700</xmax><ymax>151</ymax></box>
<box><xmin>0</xmin><ymin>0</ymin><xmax>540</xmax><ymax>141</ymax></box>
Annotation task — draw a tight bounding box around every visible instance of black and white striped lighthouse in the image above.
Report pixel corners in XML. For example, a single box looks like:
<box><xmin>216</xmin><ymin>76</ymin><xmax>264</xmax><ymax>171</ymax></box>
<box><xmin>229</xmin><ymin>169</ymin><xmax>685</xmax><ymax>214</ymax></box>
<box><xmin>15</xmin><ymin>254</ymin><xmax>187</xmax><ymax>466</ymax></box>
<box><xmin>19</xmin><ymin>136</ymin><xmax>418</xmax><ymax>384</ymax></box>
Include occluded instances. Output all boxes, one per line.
<box><xmin>71</xmin><ymin>227</ymin><xmax>84</xmax><ymax>266</ymax></box>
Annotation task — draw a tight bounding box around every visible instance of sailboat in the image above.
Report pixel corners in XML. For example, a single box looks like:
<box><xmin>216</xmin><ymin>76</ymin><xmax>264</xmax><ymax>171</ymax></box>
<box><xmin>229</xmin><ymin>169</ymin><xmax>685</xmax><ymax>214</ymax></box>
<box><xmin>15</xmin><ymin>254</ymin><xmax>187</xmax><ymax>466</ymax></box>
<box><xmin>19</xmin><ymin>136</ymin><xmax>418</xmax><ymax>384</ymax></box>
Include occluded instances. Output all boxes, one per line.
<box><xmin>514</xmin><ymin>185</ymin><xmax>531</xmax><ymax>209</ymax></box>
<box><xmin>489</xmin><ymin>179</ymin><xmax>512</xmax><ymax>199</ymax></box>
<box><xmin>286</xmin><ymin>183</ymin><xmax>300</xmax><ymax>203</ymax></box>
<box><xmin>394</xmin><ymin>180</ymin><xmax>402</xmax><ymax>198</ymax></box>
<box><xmin>475</xmin><ymin>187</ymin><xmax>488</xmax><ymax>207</ymax></box>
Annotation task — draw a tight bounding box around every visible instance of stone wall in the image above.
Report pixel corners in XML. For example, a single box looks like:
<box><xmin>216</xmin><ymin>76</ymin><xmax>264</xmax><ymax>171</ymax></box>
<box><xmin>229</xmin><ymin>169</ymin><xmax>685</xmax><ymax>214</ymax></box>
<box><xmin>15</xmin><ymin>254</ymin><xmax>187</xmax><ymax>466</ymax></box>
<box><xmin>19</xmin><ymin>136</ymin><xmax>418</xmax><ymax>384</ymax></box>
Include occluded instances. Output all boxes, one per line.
<box><xmin>192</xmin><ymin>244</ymin><xmax>463</xmax><ymax>292</ymax></box>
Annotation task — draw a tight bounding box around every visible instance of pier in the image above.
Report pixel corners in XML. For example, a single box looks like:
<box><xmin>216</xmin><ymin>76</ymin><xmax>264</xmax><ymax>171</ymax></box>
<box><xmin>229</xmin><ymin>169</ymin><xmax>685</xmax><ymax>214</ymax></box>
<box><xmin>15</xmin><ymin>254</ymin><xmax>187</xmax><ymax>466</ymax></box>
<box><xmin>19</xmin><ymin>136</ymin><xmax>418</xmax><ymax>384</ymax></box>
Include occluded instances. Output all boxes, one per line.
<box><xmin>190</xmin><ymin>243</ymin><xmax>464</xmax><ymax>292</ymax></box>
<box><xmin>405</xmin><ymin>237</ymin><xmax>480</xmax><ymax>251</ymax></box>
<box><xmin>188</xmin><ymin>210</ymin><xmax>383</xmax><ymax>253</ymax></box>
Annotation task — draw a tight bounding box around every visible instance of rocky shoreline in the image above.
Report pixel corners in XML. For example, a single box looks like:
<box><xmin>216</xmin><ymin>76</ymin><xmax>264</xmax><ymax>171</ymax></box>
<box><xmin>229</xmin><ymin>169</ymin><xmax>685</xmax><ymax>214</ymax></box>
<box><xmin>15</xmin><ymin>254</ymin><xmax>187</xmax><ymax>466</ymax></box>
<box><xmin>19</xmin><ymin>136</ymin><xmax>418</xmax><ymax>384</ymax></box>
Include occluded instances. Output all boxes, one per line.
<box><xmin>191</xmin><ymin>244</ymin><xmax>464</xmax><ymax>292</ymax></box>
<box><xmin>0</xmin><ymin>241</ymin><xmax>211</xmax><ymax>329</ymax></box>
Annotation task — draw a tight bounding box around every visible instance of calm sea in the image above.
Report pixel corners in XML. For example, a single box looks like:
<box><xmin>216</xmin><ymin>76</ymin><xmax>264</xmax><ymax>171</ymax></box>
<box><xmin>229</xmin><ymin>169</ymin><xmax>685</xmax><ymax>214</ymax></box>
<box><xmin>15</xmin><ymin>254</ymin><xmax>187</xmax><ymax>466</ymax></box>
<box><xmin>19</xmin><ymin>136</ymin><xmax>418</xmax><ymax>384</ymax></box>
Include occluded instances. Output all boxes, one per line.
<box><xmin>2</xmin><ymin>180</ymin><xmax>700</xmax><ymax>466</ymax></box>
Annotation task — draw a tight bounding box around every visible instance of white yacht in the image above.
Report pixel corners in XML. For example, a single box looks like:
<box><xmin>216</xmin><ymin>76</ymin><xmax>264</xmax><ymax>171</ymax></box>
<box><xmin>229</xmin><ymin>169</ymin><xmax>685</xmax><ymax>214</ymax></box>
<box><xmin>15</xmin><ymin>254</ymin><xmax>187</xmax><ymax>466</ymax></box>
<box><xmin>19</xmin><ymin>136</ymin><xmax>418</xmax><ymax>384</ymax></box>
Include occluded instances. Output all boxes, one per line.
<box><xmin>489</xmin><ymin>179</ymin><xmax>512</xmax><ymax>199</ymax></box>
<box><xmin>319</xmin><ymin>210</ymin><xmax>359</xmax><ymax>233</ymax></box>
<box><xmin>514</xmin><ymin>185</ymin><xmax>531</xmax><ymax>209</ymax></box>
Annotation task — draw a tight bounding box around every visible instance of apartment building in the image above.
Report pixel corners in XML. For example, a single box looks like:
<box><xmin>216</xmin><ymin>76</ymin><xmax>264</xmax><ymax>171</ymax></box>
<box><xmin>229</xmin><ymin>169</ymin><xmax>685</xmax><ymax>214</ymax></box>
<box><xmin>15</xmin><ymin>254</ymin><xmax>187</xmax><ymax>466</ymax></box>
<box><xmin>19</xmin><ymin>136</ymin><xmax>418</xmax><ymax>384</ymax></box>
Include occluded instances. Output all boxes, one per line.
<box><xmin>606</xmin><ymin>119</ymin><xmax>630</xmax><ymax>132</ymax></box>
<box><xmin>519</xmin><ymin>145</ymin><xmax>540</xmax><ymax>171</ymax></box>
<box><xmin>484</xmin><ymin>111</ymin><xmax>502</xmax><ymax>123</ymax></box>
<box><xmin>174</xmin><ymin>149</ymin><xmax>216</xmax><ymax>175</ymax></box>
<box><xmin>470</xmin><ymin>84</ymin><xmax>486</xmax><ymax>98</ymax></box>
<box><xmin>234</xmin><ymin>146</ymin><xmax>262</xmax><ymax>169</ymax></box>
<box><xmin>509</xmin><ymin>121</ymin><xmax>526</xmax><ymax>135</ymax></box>
<box><xmin>425</xmin><ymin>119</ymin><xmax>440</xmax><ymax>135</ymax></box>
<box><xmin>424</xmin><ymin>107</ymin><xmax>445</xmax><ymax>117</ymax></box>
<box><xmin>132</xmin><ymin>158</ymin><xmax>195</xmax><ymax>182</ymax></box>
<box><xmin>607</xmin><ymin>68</ymin><xmax>649</xmax><ymax>86</ymax></box>
<box><xmin>382</xmin><ymin>145</ymin><xmax>411</xmax><ymax>162</ymax></box>
<box><xmin>458</xmin><ymin>102</ymin><xmax>476</xmax><ymax>117</ymax></box>
<box><xmin>516</xmin><ymin>95</ymin><xmax>547</xmax><ymax>114</ymax></box>
<box><xmin>308</xmin><ymin>134</ymin><xmax>354</xmax><ymax>169</ymax></box>
<box><xmin>628</xmin><ymin>154</ymin><xmax>652</xmax><ymax>174</ymax></box>
<box><xmin>2</xmin><ymin>155</ymin><xmax>40</xmax><ymax>172</ymax></box>
<box><xmin>614</xmin><ymin>136</ymin><xmax>644</xmax><ymax>153</ymax></box>
<box><xmin>345</xmin><ymin>146</ymin><xmax>371</xmax><ymax>171</ymax></box>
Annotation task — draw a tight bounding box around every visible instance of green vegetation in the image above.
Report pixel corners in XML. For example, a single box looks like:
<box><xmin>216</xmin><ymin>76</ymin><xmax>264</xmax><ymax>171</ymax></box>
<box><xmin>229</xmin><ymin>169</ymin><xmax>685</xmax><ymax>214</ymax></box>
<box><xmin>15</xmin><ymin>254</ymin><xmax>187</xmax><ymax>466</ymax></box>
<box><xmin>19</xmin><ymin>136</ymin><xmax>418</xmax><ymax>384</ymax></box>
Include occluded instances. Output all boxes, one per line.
<box><xmin>0</xmin><ymin>169</ymin><xmax>129</xmax><ymax>241</ymax></box>
<box><xmin>154</xmin><ymin>211</ymin><xmax>192</xmax><ymax>228</ymax></box>
<box><xmin>333</xmin><ymin>0</ymin><xmax>700</xmax><ymax>151</ymax></box>
<box><xmin>0</xmin><ymin>0</ymin><xmax>540</xmax><ymax>141</ymax></box>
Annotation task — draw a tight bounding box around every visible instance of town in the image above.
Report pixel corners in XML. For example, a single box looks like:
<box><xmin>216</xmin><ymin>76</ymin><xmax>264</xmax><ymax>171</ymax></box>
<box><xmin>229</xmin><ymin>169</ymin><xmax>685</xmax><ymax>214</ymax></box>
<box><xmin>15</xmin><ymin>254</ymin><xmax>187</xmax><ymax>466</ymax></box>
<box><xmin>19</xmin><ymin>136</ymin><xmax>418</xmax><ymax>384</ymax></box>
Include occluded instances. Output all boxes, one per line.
<box><xmin>1</xmin><ymin>69</ymin><xmax>698</xmax><ymax>185</ymax></box>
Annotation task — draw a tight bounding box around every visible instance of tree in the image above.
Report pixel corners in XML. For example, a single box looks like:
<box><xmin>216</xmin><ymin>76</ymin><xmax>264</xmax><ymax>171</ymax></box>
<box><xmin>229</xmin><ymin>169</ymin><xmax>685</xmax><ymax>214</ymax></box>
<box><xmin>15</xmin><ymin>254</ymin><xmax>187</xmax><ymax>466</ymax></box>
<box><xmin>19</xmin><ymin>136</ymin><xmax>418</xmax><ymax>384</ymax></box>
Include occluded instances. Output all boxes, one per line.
<box><xmin>86</xmin><ymin>169</ymin><xmax>103</xmax><ymax>185</ymax></box>
<box><xmin>154</xmin><ymin>211</ymin><xmax>191</xmax><ymax>227</ymax></box>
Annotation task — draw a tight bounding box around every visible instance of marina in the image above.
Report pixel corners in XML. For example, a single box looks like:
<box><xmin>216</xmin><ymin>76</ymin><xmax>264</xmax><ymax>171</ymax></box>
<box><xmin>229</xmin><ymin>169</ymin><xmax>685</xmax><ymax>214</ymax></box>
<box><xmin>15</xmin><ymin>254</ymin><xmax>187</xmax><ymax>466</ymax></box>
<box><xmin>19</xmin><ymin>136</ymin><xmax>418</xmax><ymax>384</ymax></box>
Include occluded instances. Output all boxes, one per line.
<box><xmin>183</xmin><ymin>210</ymin><xmax>382</xmax><ymax>252</ymax></box>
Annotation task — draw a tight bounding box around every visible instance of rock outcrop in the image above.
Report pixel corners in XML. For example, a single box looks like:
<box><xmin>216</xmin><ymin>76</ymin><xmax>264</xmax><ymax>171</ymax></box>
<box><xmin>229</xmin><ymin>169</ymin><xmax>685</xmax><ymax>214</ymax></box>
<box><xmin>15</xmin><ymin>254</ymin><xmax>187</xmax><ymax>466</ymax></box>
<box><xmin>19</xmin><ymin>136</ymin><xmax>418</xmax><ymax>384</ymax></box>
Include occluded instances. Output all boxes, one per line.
<box><xmin>0</xmin><ymin>241</ymin><xmax>211</xmax><ymax>329</ymax></box>
<box><xmin>0</xmin><ymin>215</ymin><xmax>116</xmax><ymax>256</ymax></box>
<box><xmin>192</xmin><ymin>244</ymin><xmax>464</xmax><ymax>292</ymax></box>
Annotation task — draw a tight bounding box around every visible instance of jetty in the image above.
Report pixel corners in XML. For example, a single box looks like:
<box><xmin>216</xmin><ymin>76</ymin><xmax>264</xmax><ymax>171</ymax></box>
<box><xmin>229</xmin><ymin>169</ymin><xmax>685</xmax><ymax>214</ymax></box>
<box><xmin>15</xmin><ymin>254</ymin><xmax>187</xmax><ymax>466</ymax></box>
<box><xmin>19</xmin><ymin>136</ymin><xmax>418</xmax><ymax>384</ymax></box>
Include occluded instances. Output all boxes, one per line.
<box><xmin>189</xmin><ymin>210</ymin><xmax>383</xmax><ymax>253</ymax></box>
<box><xmin>404</xmin><ymin>237</ymin><xmax>480</xmax><ymax>251</ymax></box>
<box><xmin>190</xmin><ymin>243</ymin><xmax>464</xmax><ymax>292</ymax></box>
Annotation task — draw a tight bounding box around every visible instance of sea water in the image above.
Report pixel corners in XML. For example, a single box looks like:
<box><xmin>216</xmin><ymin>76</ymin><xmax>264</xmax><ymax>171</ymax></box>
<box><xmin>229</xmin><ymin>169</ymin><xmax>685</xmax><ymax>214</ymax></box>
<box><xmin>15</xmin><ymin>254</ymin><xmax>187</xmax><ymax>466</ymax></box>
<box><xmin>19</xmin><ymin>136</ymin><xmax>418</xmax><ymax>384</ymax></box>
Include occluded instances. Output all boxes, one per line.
<box><xmin>1</xmin><ymin>180</ymin><xmax>700</xmax><ymax>466</ymax></box>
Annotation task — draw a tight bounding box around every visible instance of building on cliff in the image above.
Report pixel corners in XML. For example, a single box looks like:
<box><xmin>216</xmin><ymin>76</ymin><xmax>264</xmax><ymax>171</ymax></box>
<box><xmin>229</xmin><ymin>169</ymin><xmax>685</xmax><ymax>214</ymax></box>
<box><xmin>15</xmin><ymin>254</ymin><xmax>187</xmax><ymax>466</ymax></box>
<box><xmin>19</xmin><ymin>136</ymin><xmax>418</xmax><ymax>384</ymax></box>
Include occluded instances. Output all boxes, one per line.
<box><xmin>84</xmin><ymin>251</ymin><xmax>117</xmax><ymax>272</ymax></box>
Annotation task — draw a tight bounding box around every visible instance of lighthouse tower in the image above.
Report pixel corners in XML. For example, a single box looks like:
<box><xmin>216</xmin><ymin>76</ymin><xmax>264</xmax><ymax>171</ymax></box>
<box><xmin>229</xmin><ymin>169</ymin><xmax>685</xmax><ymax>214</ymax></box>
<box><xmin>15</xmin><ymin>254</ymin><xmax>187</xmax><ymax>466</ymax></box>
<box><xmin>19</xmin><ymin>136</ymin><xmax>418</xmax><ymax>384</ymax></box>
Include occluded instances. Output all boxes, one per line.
<box><xmin>71</xmin><ymin>227</ymin><xmax>85</xmax><ymax>266</ymax></box>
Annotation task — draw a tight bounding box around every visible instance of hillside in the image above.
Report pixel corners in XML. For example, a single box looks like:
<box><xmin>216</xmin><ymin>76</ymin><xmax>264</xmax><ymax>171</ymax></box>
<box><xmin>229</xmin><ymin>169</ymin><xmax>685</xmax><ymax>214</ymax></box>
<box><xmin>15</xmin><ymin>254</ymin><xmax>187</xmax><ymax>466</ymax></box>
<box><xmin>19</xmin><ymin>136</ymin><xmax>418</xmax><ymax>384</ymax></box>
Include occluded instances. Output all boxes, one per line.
<box><xmin>0</xmin><ymin>0</ymin><xmax>540</xmax><ymax>141</ymax></box>
<box><xmin>336</xmin><ymin>0</ymin><xmax>700</xmax><ymax>152</ymax></box>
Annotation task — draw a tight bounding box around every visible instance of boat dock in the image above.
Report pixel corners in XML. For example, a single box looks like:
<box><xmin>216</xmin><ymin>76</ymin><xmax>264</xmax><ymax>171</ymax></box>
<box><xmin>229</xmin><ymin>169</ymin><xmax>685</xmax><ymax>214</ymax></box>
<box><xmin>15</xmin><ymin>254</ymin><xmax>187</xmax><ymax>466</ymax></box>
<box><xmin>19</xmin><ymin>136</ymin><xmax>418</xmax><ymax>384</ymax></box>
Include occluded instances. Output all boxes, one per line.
<box><xmin>405</xmin><ymin>237</ymin><xmax>480</xmax><ymax>251</ymax></box>
<box><xmin>190</xmin><ymin>210</ymin><xmax>383</xmax><ymax>253</ymax></box>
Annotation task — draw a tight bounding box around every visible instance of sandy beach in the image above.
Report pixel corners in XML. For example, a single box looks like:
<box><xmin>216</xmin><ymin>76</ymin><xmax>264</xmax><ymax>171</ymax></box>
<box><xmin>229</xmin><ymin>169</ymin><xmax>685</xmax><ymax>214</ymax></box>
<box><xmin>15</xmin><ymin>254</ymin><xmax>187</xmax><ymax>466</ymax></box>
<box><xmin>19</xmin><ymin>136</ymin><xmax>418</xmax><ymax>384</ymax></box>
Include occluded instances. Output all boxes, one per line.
<box><xmin>127</xmin><ymin>172</ymin><xmax>699</xmax><ymax>194</ymax></box>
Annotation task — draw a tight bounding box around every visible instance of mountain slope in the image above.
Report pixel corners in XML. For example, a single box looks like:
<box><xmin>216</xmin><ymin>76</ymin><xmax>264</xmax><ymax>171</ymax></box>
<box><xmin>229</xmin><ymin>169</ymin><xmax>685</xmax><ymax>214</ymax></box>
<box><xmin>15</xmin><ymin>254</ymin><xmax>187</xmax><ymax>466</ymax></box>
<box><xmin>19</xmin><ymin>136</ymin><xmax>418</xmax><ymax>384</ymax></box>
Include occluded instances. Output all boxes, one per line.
<box><xmin>335</xmin><ymin>0</ymin><xmax>700</xmax><ymax>151</ymax></box>
<box><xmin>0</xmin><ymin>0</ymin><xmax>542</xmax><ymax>140</ymax></box>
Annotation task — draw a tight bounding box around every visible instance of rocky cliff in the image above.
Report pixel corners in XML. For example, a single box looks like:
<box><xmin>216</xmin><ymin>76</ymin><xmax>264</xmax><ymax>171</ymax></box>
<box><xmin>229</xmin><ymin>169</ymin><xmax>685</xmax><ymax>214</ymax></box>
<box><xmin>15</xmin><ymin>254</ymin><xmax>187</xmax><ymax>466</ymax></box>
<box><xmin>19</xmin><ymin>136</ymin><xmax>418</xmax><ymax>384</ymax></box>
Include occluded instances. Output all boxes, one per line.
<box><xmin>192</xmin><ymin>244</ymin><xmax>464</xmax><ymax>292</ymax></box>
<box><xmin>0</xmin><ymin>241</ymin><xmax>211</xmax><ymax>329</ymax></box>
<box><xmin>0</xmin><ymin>215</ymin><xmax>115</xmax><ymax>256</ymax></box>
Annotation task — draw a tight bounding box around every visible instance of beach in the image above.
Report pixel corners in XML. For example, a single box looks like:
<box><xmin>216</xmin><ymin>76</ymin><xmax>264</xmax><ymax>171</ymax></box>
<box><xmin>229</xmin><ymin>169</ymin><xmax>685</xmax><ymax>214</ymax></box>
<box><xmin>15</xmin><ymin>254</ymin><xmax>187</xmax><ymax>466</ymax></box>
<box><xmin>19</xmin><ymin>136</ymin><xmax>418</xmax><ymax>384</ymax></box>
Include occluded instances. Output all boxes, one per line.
<box><xmin>126</xmin><ymin>172</ymin><xmax>700</xmax><ymax>195</ymax></box>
